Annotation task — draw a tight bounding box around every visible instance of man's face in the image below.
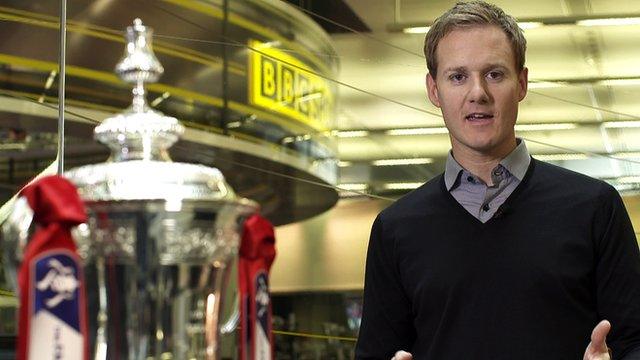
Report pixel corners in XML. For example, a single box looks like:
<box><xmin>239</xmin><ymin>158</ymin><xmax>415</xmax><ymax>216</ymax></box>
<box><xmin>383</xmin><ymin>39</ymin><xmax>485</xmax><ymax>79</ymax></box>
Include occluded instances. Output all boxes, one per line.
<box><xmin>426</xmin><ymin>25</ymin><xmax>528</xmax><ymax>157</ymax></box>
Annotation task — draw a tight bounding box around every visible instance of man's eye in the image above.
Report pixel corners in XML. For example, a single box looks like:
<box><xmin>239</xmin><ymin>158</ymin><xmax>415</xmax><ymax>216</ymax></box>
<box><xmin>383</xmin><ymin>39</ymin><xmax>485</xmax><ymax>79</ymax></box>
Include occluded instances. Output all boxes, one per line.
<box><xmin>449</xmin><ymin>74</ymin><xmax>465</xmax><ymax>82</ymax></box>
<box><xmin>487</xmin><ymin>71</ymin><xmax>504</xmax><ymax>80</ymax></box>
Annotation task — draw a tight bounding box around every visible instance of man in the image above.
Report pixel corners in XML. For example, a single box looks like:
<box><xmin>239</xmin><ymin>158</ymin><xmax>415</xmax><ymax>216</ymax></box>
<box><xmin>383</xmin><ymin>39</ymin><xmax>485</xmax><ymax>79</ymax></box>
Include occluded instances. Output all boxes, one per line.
<box><xmin>355</xmin><ymin>1</ymin><xmax>640</xmax><ymax>359</ymax></box>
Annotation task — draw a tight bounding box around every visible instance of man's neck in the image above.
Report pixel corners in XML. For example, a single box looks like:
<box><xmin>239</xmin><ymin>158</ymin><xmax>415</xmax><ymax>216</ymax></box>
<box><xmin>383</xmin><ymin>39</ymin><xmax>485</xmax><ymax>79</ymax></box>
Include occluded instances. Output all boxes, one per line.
<box><xmin>451</xmin><ymin>140</ymin><xmax>517</xmax><ymax>185</ymax></box>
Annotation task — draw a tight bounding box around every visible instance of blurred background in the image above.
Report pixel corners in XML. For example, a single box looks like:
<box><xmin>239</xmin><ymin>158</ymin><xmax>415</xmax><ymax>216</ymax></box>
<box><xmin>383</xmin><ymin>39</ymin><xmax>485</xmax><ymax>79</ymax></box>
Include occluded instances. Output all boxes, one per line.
<box><xmin>0</xmin><ymin>0</ymin><xmax>639</xmax><ymax>358</ymax></box>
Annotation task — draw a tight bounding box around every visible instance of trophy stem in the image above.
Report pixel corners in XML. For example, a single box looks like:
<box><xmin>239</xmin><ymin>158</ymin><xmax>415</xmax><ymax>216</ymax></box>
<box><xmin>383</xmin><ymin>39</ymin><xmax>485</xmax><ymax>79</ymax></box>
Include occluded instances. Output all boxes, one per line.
<box><xmin>132</xmin><ymin>80</ymin><xmax>147</xmax><ymax>113</ymax></box>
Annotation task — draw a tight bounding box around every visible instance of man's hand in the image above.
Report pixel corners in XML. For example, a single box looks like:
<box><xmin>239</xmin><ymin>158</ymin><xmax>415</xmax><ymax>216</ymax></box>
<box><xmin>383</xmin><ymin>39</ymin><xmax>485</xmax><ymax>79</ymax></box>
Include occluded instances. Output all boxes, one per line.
<box><xmin>584</xmin><ymin>320</ymin><xmax>612</xmax><ymax>360</ymax></box>
<box><xmin>391</xmin><ymin>350</ymin><xmax>412</xmax><ymax>360</ymax></box>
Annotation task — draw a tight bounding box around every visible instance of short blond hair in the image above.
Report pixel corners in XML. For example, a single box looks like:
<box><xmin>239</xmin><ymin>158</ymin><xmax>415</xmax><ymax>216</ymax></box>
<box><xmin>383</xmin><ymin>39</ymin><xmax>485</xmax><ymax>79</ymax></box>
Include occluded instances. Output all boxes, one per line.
<box><xmin>424</xmin><ymin>1</ymin><xmax>526</xmax><ymax>76</ymax></box>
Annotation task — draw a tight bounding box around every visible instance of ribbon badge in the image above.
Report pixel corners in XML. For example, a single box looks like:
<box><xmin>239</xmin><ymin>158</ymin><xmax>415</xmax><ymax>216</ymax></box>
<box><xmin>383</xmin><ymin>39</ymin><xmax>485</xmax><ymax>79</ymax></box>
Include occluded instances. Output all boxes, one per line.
<box><xmin>36</xmin><ymin>258</ymin><xmax>80</xmax><ymax>308</ymax></box>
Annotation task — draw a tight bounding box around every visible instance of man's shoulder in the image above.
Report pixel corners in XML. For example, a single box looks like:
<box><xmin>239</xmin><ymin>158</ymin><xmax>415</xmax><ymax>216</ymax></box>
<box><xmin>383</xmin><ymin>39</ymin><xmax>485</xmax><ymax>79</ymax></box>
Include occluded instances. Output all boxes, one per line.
<box><xmin>532</xmin><ymin>159</ymin><xmax>618</xmax><ymax>199</ymax></box>
<box><xmin>534</xmin><ymin>159</ymin><xmax>609</xmax><ymax>186</ymax></box>
<box><xmin>378</xmin><ymin>174</ymin><xmax>445</xmax><ymax>222</ymax></box>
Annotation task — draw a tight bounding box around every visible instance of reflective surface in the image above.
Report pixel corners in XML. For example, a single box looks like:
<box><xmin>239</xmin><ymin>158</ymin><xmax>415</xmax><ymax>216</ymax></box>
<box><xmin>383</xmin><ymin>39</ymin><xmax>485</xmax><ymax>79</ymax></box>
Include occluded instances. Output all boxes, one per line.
<box><xmin>0</xmin><ymin>0</ymin><xmax>340</xmax><ymax>224</ymax></box>
<box><xmin>75</xmin><ymin>203</ymin><xmax>248</xmax><ymax>359</ymax></box>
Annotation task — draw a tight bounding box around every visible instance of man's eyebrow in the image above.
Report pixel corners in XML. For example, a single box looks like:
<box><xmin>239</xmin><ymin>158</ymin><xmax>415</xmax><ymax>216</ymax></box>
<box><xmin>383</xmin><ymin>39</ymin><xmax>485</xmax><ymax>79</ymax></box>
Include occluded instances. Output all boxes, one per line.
<box><xmin>443</xmin><ymin>64</ymin><xmax>511</xmax><ymax>73</ymax></box>
<box><xmin>485</xmin><ymin>63</ymin><xmax>509</xmax><ymax>71</ymax></box>
<box><xmin>443</xmin><ymin>66</ymin><xmax>467</xmax><ymax>73</ymax></box>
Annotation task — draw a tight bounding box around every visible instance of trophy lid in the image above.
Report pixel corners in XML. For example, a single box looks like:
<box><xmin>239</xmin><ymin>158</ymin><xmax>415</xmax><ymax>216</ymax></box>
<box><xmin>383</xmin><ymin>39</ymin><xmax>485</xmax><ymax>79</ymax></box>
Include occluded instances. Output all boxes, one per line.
<box><xmin>65</xmin><ymin>19</ymin><xmax>255</xmax><ymax>209</ymax></box>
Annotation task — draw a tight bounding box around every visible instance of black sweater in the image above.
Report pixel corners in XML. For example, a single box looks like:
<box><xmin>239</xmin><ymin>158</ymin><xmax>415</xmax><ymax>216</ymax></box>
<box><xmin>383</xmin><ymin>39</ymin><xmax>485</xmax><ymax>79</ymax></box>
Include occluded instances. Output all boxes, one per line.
<box><xmin>356</xmin><ymin>159</ymin><xmax>640</xmax><ymax>359</ymax></box>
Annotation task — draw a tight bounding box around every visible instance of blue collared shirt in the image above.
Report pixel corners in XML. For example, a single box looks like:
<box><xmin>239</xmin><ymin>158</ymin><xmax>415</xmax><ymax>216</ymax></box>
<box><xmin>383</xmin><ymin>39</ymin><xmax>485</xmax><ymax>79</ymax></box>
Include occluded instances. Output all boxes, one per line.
<box><xmin>444</xmin><ymin>139</ymin><xmax>531</xmax><ymax>223</ymax></box>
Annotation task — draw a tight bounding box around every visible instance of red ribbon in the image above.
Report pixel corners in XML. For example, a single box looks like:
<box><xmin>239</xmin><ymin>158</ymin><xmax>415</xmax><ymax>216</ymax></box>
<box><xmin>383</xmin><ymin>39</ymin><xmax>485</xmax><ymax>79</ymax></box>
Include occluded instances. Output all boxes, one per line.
<box><xmin>239</xmin><ymin>214</ymin><xmax>276</xmax><ymax>360</ymax></box>
<box><xmin>17</xmin><ymin>175</ymin><xmax>88</xmax><ymax>360</ymax></box>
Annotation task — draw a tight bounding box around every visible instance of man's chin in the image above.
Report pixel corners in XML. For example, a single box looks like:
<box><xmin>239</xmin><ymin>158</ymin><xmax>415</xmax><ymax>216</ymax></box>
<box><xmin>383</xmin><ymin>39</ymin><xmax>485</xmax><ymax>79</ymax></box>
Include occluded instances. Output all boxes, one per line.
<box><xmin>456</xmin><ymin>138</ymin><xmax>509</xmax><ymax>156</ymax></box>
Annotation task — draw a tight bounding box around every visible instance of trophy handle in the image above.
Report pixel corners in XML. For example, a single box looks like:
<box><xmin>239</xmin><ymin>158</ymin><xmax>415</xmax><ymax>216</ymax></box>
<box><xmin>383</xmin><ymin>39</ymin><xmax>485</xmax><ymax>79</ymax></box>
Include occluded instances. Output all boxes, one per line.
<box><xmin>220</xmin><ymin>291</ymin><xmax>240</xmax><ymax>335</ymax></box>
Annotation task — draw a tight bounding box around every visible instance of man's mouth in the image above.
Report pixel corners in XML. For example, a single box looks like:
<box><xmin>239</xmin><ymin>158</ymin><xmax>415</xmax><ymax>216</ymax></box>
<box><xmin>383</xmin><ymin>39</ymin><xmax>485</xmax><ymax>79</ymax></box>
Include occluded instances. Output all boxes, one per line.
<box><xmin>465</xmin><ymin>113</ymin><xmax>494</xmax><ymax>122</ymax></box>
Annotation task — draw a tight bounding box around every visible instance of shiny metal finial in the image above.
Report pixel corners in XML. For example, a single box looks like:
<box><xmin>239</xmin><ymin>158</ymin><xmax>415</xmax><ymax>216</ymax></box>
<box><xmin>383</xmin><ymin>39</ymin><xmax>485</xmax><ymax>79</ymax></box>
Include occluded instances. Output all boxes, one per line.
<box><xmin>94</xmin><ymin>19</ymin><xmax>183</xmax><ymax>162</ymax></box>
<box><xmin>115</xmin><ymin>18</ymin><xmax>164</xmax><ymax>112</ymax></box>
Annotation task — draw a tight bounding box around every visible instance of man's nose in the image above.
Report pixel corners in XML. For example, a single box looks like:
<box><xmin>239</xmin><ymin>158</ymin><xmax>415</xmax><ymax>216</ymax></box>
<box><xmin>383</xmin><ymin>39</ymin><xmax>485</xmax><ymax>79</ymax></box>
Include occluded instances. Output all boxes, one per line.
<box><xmin>468</xmin><ymin>76</ymin><xmax>490</xmax><ymax>104</ymax></box>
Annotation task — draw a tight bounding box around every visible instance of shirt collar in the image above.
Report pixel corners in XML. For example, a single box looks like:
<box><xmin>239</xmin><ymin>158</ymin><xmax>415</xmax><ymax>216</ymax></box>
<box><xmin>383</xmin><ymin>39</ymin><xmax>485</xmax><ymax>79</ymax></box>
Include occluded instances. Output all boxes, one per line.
<box><xmin>444</xmin><ymin>152</ymin><xmax>465</xmax><ymax>190</ymax></box>
<box><xmin>444</xmin><ymin>138</ymin><xmax>531</xmax><ymax>190</ymax></box>
<box><xmin>500</xmin><ymin>138</ymin><xmax>531</xmax><ymax>181</ymax></box>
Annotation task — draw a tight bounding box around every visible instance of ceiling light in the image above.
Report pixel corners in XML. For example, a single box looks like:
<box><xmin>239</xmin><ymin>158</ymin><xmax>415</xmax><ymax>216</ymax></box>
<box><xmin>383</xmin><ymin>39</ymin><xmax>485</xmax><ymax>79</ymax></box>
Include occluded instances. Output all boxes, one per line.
<box><xmin>44</xmin><ymin>70</ymin><xmax>57</xmax><ymax>90</ymax></box>
<box><xmin>598</xmin><ymin>79</ymin><xmax>640</xmax><ymax>86</ymax></box>
<box><xmin>402</xmin><ymin>22</ymin><xmax>541</xmax><ymax>33</ymax></box>
<box><xmin>532</xmin><ymin>153</ymin><xmax>588</xmax><ymax>161</ymax></box>
<box><xmin>150</xmin><ymin>92</ymin><xmax>171</xmax><ymax>107</ymax></box>
<box><xmin>383</xmin><ymin>182</ymin><xmax>423</xmax><ymax>190</ymax></box>
<box><xmin>617</xmin><ymin>176</ymin><xmax>640</xmax><ymax>184</ymax></box>
<box><xmin>515</xmin><ymin>123</ymin><xmax>577</xmax><ymax>131</ymax></box>
<box><xmin>372</xmin><ymin>158</ymin><xmax>434</xmax><ymax>166</ymax></box>
<box><xmin>338</xmin><ymin>161</ymin><xmax>352</xmax><ymax>167</ymax></box>
<box><xmin>518</xmin><ymin>22</ymin><xmax>543</xmax><ymax>29</ymax></box>
<box><xmin>577</xmin><ymin>17</ymin><xmax>640</xmax><ymax>26</ymax></box>
<box><xmin>602</xmin><ymin>121</ymin><xmax>640</xmax><ymax>128</ymax></box>
<box><xmin>335</xmin><ymin>130</ymin><xmax>369</xmax><ymax>138</ymax></box>
<box><xmin>612</xmin><ymin>152</ymin><xmax>640</xmax><ymax>159</ymax></box>
<box><xmin>0</xmin><ymin>143</ymin><xmax>26</xmax><ymax>151</ymax></box>
<box><xmin>385</xmin><ymin>127</ymin><xmax>448</xmax><ymax>136</ymax></box>
<box><xmin>403</xmin><ymin>26</ymin><xmax>430</xmax><ymax>34</ymax></box>
<box><xmin>528</xmin><ymin>81</ymin><xmax>566</xmax><ymax>89</ymax></box>
<box><xmin>339</xmin><ymin>183</ymin><xmax>367</xmax><ymax>191</ymax></box>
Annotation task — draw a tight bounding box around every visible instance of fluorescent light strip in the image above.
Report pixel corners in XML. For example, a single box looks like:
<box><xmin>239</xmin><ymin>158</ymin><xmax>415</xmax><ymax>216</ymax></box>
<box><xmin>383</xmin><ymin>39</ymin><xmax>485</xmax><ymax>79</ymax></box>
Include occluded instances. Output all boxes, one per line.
<box><xmin>337</xmin><ymin>161</ymin><xmax>352</xmax><ymax>167</ymax></box>
<box><xmin>386</xmin><ymin>127</ymin><xmax>448</xmax><ymax>136</ymax></box>
<box><xmin>386</xmin><ymin>123</ymin><xmax>577</xmax><ymax>135</ymax></box>
<box><xmin>614</xmin><ymin>183</ymin><xmax>638</xmax><ymax>192</ymax></box>
<box><xmin>598</xmin><ymin>79</ymin><xmax>640</xmax><ymax>86</ymax></box>
<box><xmin>518</xmin><ymin>22</ymin><xmax>543</xmax><ymax>29</ymax></box>
<box><xmin>372</xmin><ymin>158</ymin><xmax>434</xmax><ymax>166</ymax></box>
<box><xmin>44</xmin><ymin>70</ymin><xmax>57</xmax><ymax>90</ymax></box>
<box><xmin>336</xmin><ymin>130</ymin><xmax>369</xmax><ymax>138</ymax></box>
<box><xmin>612</xmin><ymin>152</ymin><xmax>640</xmax><ymax>159</ymax></box>
<box><xmin>0</xmin><ymin>143</ymin><xmax>26</xmax><ymax>150</ymax></box>
<box><xmin>533</xmin><ymin>153</ymin><xmax>588</xmax><ymax>161</ymax></box>
<box><xmin>577</xmin><ymin>17</ymin><xmax>640</xmax><ymax>26</ymax></box>
<box><xmin>403</xmin><ymin>17</ymin><xmax>640</xmax><ymax>34</ymax></box>
<box><xmin>383</xmin><ymin>182</ymin><xmax>423</xmax><ymax>190</ymax></box>
<box><xmin>403</xmin><ymin>26</ymin><xmax>430</xmax><ymax>34</ymax></box>
<box><xmin>515</xmin><ymin>123</ymin><xmax>577</xmax><ymax>131</ymax></box>
<box><xmin>528</xmin><ymin>81</ymin><xmax>565</xmax><ymax>89</ymax></box>
<box><xmin>602</xmin><ymin>121</ymin><xmax>640</xmax><ymax>128</ymax></box>
<box><xmin>534</xmin><ymin>152</ymin><xmax>640</xmax><ymax>161</ymax></box>
<box><xmin>617</xmin><ymin>176</ymin><xmax>640</xmax><ymax>184</ymax></box>
<box><xmin>403</xmin><ymin>21</ymin><xmax>541</xmax><ymax>34</ymax></box>
<box><xmin>339</xmin><ymin>183</ymin><xmax>367</xmax><ymax>191</ymax></box>
<box><xmin>150</xmin><ymin>92</ymin><xmax>171</xmax><ymax>107</ymax></box>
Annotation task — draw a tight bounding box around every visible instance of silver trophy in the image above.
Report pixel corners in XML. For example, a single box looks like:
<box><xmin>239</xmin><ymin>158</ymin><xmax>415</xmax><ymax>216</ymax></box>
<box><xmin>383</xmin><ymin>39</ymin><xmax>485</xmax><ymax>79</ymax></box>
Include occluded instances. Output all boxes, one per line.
<box><xmin>2</xmin><ymin>19</ymin><xmax>257</xmax><ymax>359</ymax></box>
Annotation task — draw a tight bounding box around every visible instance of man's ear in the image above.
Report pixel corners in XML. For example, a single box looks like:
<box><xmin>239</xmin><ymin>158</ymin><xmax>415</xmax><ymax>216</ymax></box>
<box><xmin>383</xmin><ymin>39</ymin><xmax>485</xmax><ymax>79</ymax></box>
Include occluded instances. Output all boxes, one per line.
<box><xmin>518</xmin><ymin>67</ymin><xmax>528</xmax><ymax>101</ymax></box>
<box><xmin>426</xmin><ymin>73</ymin><xmax>441</xmax><ymax>108</ymax></box>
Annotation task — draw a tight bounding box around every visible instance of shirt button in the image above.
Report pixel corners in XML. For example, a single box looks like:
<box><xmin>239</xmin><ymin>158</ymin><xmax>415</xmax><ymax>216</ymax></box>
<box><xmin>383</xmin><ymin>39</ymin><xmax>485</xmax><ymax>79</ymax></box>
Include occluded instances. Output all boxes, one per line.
<box><xmin>467</xmin><ymin>176</ymin><xmax>474</xmax><ymax>183</ymax></box>
<box><xmin>482</xmin><ymin>204</ymin><xmax>490</xmax><ymax>211</ymax></box>
<box><xmin>493</xmin><ymin>168</ymin><xmax>503</xmax><ymax>176</ymax></box>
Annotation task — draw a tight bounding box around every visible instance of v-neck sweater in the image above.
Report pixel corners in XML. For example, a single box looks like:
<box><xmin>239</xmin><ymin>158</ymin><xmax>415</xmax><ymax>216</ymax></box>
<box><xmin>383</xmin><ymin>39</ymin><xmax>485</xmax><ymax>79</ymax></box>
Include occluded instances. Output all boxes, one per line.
<box><xmin>356</xmin><ymin>159</ymin><xmax>640</xmax><ymax>360</ymax></box>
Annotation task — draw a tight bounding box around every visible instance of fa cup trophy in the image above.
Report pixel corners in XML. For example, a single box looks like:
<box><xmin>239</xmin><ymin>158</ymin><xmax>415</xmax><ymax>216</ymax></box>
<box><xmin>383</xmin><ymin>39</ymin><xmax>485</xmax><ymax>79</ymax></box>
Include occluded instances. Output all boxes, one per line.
<box><xmin>3</xmin><ymin>19</ymin><xmax>258</xmax><ymax>359</ymax></box>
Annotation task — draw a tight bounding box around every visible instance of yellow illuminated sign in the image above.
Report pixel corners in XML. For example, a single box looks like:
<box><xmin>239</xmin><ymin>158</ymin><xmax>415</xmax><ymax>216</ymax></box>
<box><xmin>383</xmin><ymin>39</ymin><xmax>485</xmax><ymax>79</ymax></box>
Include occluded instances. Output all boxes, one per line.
<box><xmin>248</xmin><ymin>40</ymin><xmax>333</xmax><ymax>131</ymax></box>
